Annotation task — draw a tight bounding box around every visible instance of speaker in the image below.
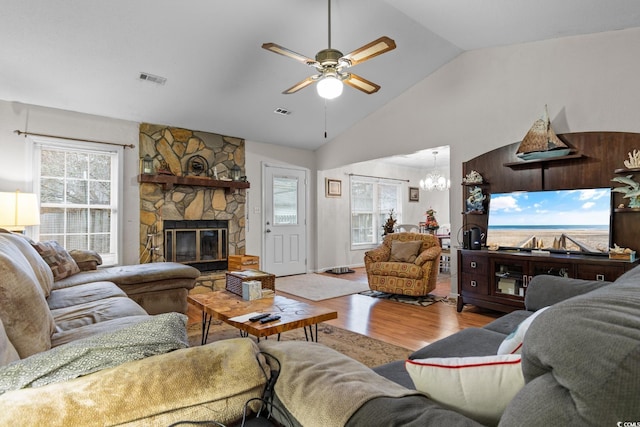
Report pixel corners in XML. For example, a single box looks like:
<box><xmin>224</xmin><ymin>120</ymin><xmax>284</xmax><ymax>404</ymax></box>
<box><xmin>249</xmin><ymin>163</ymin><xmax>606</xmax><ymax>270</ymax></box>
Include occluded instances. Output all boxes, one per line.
<box><xmin>463</xmin><ymin>231</ymin><xmax>471</xmax><ymax>249</ymax></box>
<box><xmin>470</xmin><ymin>227</ymin><xmax>482</xmax><ymax>250</ymax></box>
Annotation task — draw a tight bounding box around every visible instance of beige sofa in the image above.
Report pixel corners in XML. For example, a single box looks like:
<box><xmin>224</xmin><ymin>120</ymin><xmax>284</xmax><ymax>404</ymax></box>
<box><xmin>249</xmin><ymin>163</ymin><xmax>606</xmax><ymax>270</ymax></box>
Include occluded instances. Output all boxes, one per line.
<box><xmin>0</xmin><ymin>231</ymin><xmax>269</xmax><ymax>426</ymax></box>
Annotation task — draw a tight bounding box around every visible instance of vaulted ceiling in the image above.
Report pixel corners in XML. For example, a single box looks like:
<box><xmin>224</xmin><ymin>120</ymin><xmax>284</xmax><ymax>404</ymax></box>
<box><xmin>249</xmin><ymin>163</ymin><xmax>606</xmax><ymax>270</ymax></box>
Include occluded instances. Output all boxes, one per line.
<box><xmin>2</xmin><ymin>0</ymin><xmax>639</xmax><ymax>151</ymax></box>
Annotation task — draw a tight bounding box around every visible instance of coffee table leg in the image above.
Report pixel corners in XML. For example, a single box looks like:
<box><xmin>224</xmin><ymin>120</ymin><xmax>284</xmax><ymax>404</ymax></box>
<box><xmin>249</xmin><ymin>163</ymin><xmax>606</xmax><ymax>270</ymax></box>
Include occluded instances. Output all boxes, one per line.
<box><xmin>201</xmin><ymin>311</ymin><xmax>213</xmax><ymax>345</ymax></box>
<box><xmin>305</xmin><ymin>324</ymin><xmax>319</xmax><ymax>342</ymax></box>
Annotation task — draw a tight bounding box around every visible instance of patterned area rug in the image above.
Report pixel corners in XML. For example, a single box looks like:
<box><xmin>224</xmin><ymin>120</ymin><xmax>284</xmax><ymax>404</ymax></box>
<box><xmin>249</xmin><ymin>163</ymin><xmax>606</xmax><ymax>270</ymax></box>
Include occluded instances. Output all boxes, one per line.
<box><xmin>187</xmin><ymin>321</ymin><xmax>411</xmax><ymax>368</ymax></box>
<box><xmin>359</xmin><ymin>290</ymin><xmax>446</xmax><ymax>307</ymax></box>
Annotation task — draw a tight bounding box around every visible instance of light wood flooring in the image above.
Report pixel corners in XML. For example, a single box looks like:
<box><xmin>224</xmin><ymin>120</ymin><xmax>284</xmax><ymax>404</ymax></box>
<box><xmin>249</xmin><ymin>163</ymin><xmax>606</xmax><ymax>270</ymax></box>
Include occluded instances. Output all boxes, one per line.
<box><xmin>187</xmin><ymin>268</ymin><xmax>501</xmax><ymax>351</ymax></box>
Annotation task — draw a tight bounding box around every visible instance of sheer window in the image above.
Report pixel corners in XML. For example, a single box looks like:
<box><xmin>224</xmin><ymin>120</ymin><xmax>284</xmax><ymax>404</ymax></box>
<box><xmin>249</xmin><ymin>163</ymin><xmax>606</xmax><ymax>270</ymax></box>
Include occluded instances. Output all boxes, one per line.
<box><xmin>33</xmin><ymin>139</ymin><xmax>121</xmax><ymax>266</ymax></box>
<box><xmin>350</xmin><ymin>176</ymin><xmax>402</xmax><ymax>249</ymax></box>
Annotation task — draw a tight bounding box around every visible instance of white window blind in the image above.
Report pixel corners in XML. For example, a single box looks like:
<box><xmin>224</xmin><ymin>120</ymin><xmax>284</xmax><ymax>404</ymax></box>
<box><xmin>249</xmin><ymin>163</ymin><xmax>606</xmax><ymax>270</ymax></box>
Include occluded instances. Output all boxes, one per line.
<box><xmin>32</xmin><ymin>138</ymin><xmax>121</xmax><ymax>266</ymax></box>
<box><xmin>350</xmin><ymin>175</ymin><xmax>402</xmax><ymax>249</ymax></box>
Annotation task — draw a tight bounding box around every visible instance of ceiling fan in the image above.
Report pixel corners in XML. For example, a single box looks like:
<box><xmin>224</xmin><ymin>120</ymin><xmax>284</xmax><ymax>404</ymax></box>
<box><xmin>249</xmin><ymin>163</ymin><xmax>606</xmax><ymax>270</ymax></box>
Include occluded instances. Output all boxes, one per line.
<box><xmin>261</xmin><ymin>0</ymin><xmax>396</xmax><ymax>99</ymax></box>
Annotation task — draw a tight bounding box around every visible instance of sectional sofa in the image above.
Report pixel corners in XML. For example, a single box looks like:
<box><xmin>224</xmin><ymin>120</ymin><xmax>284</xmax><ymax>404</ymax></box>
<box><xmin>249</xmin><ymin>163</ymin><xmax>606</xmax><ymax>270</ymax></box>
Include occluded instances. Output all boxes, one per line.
<box><xmin>0</xmin><ymin>230</ymin><xmax>271</xmax><ymax>425</ymax></box>
<box><xmin>1</xmin><ymin>226</ymin><xmax>638</xmax><ymax>426</ymax></box>
<box><xmin>259</xmin><ymin>265</ymin><xmax>640</xmax><ymax>426</ymax></box>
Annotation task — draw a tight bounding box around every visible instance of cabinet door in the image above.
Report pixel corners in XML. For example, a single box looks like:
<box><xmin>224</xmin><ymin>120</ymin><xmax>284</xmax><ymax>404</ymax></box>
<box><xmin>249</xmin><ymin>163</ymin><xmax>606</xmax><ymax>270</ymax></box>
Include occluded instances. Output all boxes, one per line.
<box><xmin>575</xmin><ymin>264</ymin><xmax>624</xmax><ymax>282</ymax></box>
<box><xmin>459</xmin><ymin>252</ymin><xmax>489</xmax><ymax>295</ymax></box>
<box><xmin>491</xmin><ymin>258</ymin><xmax>527</xmax><ymax>300</ymax></box>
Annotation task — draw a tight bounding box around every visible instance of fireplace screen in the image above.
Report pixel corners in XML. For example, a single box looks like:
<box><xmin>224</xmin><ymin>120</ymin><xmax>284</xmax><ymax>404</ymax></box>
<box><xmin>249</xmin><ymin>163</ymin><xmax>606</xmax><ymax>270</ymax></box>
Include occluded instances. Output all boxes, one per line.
<box><xmin>164</xmin><ymin>220</ymin><xmax>228</xmax><ymax>272</ymax></box>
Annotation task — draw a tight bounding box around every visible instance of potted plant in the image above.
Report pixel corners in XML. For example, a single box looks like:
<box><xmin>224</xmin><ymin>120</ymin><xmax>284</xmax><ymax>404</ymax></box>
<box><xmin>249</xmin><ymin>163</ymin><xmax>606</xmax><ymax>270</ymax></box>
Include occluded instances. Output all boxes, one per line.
<box><xmin>382</xmin><ymin>209</ymin><xmax>397</xmax><ymax>236</ymax></box>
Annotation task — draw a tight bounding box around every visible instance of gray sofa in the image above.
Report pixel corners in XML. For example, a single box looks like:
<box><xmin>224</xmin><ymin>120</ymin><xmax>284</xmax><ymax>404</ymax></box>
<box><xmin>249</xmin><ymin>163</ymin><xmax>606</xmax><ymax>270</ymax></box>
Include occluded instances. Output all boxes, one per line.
<box><xmin>54</xmin><ymin>248</ymin><xmax>200</xmax><ymax>315</ymax></box>
<box><xmin>0</xmin><ymin>230</ymin><xmax>272</xmax><ymax>426</ymax></box>
<box><xmin>259</xmin><ymin>264</ymin><xmax>640</xmax><ymax>426</ymax></box>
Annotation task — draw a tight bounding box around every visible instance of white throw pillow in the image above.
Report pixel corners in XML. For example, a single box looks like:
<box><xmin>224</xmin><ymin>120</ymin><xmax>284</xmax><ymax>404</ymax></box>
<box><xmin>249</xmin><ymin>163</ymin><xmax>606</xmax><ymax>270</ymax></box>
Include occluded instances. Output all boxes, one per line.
<box><xmin>406</xmin><ymin>354</ymin><xmax>524</xmax><ymax>426</ymax></box>
<box><xmin>497</xmin><ymin>306</ymin><xmax>550</xmax><ymax>355</ymax></box>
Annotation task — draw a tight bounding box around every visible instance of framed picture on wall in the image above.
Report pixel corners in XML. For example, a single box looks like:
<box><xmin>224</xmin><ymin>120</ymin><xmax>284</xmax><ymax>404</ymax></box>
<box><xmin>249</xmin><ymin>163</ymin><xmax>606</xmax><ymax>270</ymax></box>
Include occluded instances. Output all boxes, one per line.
<box><xmin>326</xmin><ymin>178</ymin><xmax>342</xmax><ymax>197</ymax></box>
<box><xmin>409</xmin><ymin>187</ymin><xmax>419</xmax><ymax>202</ymax></box>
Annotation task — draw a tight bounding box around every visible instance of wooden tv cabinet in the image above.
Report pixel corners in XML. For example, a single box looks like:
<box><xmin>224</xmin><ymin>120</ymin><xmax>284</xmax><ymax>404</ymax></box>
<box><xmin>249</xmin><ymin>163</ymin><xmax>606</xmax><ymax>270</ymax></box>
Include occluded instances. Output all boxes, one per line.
<box><xmin>457</xmin><ymin>131</ymin><xmax>640</xmax><ymax>313</ymax></box>
<box><xmin>457</xmin><ymin>249</ymin><xmax>638</xmax><ymax>313</ymax></box>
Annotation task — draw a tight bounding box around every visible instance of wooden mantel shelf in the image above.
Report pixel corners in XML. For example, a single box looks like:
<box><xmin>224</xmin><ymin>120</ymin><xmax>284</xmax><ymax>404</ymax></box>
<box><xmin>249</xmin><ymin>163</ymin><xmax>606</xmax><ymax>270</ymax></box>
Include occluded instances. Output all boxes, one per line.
<box><xmin>138</xmin><ymin>174</ymin><xmax>250</xmax><ymax>191</ymax></box>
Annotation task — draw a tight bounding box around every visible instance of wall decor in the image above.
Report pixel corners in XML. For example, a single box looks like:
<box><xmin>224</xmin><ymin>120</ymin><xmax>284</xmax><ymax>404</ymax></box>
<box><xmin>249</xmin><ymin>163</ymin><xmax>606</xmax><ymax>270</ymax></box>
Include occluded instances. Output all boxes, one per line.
<box><xmin>326</xmin><ymin>178</ymin><xmax>342</xmax><ymax>197</ymax></box>
<box><xmin>409</xmin><ymin>187</ymin><xmax>419</xmax><ymax>202</ymax></box>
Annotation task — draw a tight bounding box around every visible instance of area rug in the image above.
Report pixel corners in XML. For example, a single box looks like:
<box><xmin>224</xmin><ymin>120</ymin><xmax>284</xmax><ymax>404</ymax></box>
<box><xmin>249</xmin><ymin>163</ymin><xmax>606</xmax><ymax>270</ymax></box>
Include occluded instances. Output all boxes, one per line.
<box><xmin>359</xmin><ymin>290</ymin><xmax>445</xmax><ymax>307</ymax></box>
<box><xmin>187</xmin><ymin>321</ymin><xmax>410</xmax><ymax>368</ymax></box>
<box><xmin>275</xmin><ymin>273</ymin><xmax>370</xmax><ymax>301</ymax></box>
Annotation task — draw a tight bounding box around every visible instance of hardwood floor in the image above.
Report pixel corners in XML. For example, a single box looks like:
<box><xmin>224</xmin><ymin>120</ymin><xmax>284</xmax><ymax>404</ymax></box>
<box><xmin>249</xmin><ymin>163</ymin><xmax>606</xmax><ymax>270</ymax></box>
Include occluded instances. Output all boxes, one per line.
<box><xmin>187</xmin><ymin>267</ymin><xmax>501</xmax><ymax>351</ymax></box>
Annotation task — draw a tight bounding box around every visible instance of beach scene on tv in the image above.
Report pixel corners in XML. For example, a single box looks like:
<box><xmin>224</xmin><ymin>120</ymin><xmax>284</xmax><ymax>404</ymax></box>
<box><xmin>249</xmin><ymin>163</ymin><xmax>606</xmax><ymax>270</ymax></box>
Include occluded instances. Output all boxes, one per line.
<box><xmin>487</xmin><ymin>188</ymin><xmax>612</xmax><ymax>255</ymax></box>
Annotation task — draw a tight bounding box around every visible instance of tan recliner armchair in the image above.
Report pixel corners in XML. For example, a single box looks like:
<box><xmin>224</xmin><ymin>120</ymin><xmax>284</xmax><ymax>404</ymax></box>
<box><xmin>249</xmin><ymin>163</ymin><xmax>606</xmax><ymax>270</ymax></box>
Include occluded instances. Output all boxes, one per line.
<box><xmin>364</xmin><ymin>232</ymin><xmax>441</xmax><ymax>296</ymax></box>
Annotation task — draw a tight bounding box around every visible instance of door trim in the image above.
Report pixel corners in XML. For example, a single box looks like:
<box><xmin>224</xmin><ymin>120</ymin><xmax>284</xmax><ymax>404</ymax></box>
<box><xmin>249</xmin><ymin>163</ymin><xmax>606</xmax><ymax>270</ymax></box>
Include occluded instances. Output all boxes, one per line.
<box><xmin>261</xmin><ymin>162</ymin><xmax>309</xmax><ymax>276</ymax></box>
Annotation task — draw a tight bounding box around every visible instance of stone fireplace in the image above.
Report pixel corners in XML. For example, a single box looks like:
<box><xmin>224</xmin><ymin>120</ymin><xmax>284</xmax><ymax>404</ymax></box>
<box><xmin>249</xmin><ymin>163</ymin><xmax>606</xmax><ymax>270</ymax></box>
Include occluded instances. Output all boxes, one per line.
<box><xmin>138</xmin><ymin>123</ymin><xmax>246</xmax><ymax>276</ymax></box>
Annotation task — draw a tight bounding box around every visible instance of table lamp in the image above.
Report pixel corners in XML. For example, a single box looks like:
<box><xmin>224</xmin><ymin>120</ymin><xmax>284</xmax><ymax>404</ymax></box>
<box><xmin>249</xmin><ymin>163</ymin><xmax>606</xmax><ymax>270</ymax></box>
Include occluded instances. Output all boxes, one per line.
<box><xmin>0</xmin><ymin>190</ymin><xmax>40</xmax><ymax>232</ymax></box>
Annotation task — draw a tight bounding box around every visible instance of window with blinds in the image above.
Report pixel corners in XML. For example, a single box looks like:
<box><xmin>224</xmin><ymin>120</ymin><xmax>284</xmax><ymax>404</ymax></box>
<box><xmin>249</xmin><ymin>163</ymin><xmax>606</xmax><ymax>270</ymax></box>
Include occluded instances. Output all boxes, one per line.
<box><xmin>33</xmin><ymin>140</ymin><xmax>120</xmax><ymax>266</ymax></box>
<box><xmin>350</xmin><ymin>175</ymin><xmax>402</xmax><ymax>249</ymax></box>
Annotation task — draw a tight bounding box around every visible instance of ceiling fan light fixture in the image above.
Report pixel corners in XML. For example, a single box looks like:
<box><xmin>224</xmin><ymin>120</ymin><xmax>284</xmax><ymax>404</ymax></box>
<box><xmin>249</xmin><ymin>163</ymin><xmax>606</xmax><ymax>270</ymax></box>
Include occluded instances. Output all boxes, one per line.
<box><xmin>317</xmin><ymin>73</ymin><xmax>343</xmax><ymax>99</ymax></box>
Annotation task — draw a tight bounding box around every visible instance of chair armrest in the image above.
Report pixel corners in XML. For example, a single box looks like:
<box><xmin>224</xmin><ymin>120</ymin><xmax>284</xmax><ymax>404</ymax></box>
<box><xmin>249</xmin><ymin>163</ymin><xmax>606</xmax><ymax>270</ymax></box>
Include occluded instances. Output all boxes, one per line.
<box><xmin>414</xmin><ymin>246</ymin><xmax>441</xmax><ymax>267</ymax></box>
<box><xmin>68</xmin><ymin>249</ymin><xmax>103</xmax><ymax>271</ymax></box>
<box><xmin>364</xmin><ymin>245</ymin><xmax>391</xmax><ymax>265</ymax></box>
<box><xmin>524</xmin><ymin>275</ymin><xmax>611</xmax><ymax>311</ymax></box>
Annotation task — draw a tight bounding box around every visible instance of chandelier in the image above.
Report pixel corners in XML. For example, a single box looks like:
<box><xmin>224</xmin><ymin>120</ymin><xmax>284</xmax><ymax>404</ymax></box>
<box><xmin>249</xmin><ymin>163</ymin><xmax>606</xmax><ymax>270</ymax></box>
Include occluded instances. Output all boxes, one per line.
<box><xmin>419</xmin><ymin>151</ymin><xmax>450</xmax><ymax>191</ymax></box>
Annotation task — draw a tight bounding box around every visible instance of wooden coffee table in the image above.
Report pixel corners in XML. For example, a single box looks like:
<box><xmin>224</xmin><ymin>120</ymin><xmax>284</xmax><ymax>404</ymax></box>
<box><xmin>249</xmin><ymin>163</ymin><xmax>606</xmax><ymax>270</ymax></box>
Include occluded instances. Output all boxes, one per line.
<box><xmin>188</xmin><ymin>291</ymin><xmax>338</xmax><ymax>344</ymax></box>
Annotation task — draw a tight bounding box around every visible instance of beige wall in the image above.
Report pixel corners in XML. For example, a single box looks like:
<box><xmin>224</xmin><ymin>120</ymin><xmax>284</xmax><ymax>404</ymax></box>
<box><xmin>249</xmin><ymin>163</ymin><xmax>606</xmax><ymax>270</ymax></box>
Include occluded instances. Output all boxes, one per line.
<box><xmin>0</xmin><ymin>101</ymin><xmax>140</xmax><ymax>264</ymax></box>
<box><xmin>2</xmin><ymin>27</ymin><xmax>640</xmax><ymax>282</ymax></box>
<box><xmin>316</xmin><ymin>27</ymin><xmax>640</xmax><ymax>293</ymax></box>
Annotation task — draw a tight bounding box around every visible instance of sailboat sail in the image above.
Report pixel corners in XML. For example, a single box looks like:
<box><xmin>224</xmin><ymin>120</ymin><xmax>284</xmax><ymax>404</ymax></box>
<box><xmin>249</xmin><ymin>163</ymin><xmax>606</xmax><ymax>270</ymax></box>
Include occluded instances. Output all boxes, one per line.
<box><xmin>517</xmin><ymin>106</ymin><xmax>568</xmax><ymax>156</ymax></box>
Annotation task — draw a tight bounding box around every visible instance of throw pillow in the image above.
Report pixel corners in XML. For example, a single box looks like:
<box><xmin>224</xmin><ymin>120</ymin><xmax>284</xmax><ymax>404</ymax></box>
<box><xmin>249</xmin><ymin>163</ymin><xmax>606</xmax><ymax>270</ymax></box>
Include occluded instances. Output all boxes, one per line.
<box><xmin>389</xmin><ymin>240</ymin><xmax>422</xmax><ymax>263</ymax></box>
<box><xmin>406</xmin><ymin>354</ymin><xmax>524</xmax><ymax>426</ymax></box>
<box><xmin>30</xmin><ymin>240</ymin><xmax>81</xmax><ymax>281</ymax></box>
<box><xmin>497</xmin><ymin>306</ymin><xmax>550</xmax><ymax>355</ymax></box>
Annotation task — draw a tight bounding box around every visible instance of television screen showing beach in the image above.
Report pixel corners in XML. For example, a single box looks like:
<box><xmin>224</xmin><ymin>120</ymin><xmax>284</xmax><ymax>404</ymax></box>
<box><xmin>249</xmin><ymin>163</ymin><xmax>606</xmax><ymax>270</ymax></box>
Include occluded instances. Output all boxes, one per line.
<box><xmin>487</xmin><ymin>188</ymin><xmax>611</xmax><ymax>254</ymax></box>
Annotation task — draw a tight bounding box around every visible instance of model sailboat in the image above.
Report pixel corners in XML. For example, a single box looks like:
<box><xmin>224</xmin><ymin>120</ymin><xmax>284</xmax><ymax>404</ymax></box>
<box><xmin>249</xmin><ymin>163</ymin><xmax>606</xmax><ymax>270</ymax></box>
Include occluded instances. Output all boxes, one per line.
<box><xmin>516</xmin><ymin>105</ymin><xmax>570</xmax><ymax>160</ymax></box>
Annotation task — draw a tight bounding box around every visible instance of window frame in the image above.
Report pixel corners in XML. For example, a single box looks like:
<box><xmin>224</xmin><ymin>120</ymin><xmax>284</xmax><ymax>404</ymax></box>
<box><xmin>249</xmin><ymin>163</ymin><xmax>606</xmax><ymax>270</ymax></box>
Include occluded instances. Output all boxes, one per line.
<box><xmin>30</xmin><ymin>136</ymin><xmax>123</xmax><ymax>266</ymax></box>
<box><xmin>349</xmin><ymin>175</ymin><xmax>403</xmax><ymax>250</ymax></box>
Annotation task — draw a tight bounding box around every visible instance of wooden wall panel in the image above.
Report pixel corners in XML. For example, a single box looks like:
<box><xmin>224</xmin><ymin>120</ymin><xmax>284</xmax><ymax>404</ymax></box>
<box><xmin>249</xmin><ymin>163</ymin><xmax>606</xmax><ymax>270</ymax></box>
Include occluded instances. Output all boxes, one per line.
<box><xmin>462</xmin><ymin>131</ymin><xmax>640</xmax><ymax>253</ymax></box>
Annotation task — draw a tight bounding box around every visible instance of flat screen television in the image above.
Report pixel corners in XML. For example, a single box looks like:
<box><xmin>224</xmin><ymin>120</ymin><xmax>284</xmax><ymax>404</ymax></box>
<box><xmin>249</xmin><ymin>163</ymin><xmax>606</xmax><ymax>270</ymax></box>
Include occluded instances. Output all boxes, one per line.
<box><xmin>486</xmin><ymin>188</ymin><xmax>612</xmax><ymax>255</ymax></box>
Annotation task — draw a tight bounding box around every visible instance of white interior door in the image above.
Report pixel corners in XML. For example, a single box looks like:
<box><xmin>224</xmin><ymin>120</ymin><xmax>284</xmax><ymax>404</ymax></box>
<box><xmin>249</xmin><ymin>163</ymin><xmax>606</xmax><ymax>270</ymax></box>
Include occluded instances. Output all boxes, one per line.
<box><xmin>263</xmin><ymin>164</ymin><xmax>307</xmax><ymax>276</ymax></box>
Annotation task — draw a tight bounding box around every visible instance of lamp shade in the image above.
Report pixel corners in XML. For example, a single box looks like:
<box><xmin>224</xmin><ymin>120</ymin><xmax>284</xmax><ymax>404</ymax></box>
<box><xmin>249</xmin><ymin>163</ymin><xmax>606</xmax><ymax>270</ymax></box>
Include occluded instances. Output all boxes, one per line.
<box><xmin>317</xmin><ymin>75</ymin><xmax>343</xmax><ymax>100</ymax></box>
<box><xmin>0</xmin><ymin>191</ymin><xmax>40</xmax><ymax>230</ymax></box>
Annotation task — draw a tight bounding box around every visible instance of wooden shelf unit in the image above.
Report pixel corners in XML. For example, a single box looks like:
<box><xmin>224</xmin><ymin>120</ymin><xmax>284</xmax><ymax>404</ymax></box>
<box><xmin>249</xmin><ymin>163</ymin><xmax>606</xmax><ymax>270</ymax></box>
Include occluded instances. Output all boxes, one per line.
<box><xmin>458</xmin><ymin>131</ymin><xmax>640</xmax><ymax>313</ymax></box>
<box><xmin>138</xmin><ymin>174</ymin><xmax>250</xmax><ymax>191</ymax></box>
<box><xmin>503</xmin><ymin>153</ymin><xmax>584</xmax><ymax>168</ymax></box>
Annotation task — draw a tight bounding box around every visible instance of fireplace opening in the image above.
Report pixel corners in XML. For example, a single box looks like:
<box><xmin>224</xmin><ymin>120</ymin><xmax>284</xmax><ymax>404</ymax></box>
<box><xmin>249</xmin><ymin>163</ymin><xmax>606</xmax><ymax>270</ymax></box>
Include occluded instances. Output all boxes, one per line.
<box><xmin>164</xmin><ymin>220</ymin><xmax>228</xmax><ymax>272</ymax></box>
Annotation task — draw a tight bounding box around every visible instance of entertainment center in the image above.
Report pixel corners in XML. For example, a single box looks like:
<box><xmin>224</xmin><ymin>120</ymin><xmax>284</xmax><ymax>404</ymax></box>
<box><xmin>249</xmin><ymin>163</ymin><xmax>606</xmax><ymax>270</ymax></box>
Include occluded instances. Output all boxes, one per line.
<box><xmin>457</xmin><ymin>131</ymin><xmax>640</xmax><ymax>313</ymax></box>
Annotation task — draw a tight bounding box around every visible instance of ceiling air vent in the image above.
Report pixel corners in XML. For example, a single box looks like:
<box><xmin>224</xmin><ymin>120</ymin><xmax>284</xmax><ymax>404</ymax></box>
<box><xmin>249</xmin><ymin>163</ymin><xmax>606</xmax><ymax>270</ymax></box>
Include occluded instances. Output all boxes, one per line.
<box><xmin>139</xmin><ymin>72</ymin><xmax>167</xmax><ymax>85</ymax></box>
<box><xmin>274</xmin><ymin>107</ymin><xmax>291</xmax><ymax>116</ymax></box>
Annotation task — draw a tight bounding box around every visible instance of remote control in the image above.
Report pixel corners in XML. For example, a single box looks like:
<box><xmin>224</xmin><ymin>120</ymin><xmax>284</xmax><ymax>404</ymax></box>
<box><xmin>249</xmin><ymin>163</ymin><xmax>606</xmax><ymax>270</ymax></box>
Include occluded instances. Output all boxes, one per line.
<box><xmin>260</xmin><ymin>315</ymin><xmax>281</xmax><ymax>324</ymax></box>
<box><xmin>249</xmin><ymin>313</ymin><xmax>271</xmax><ymax>322</ymax></box>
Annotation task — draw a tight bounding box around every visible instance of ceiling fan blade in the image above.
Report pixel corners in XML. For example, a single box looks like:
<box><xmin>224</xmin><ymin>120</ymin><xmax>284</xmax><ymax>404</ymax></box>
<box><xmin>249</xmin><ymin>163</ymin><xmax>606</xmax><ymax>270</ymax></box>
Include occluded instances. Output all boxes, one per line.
<box><xmin>283</xmin><ymin>76</ymin><xmax>317</xmax><ymax>94</ymax></box>
<box><xmin>341</xmin><ymin>36</ymin><xmax>396</xmax><ymax>67</ymax></box>
<box><xmin>262</xmin><ymin>42</ymin><xmax>319</xmax><ymax>67</ymax></box>
<box><xmin>343</xmin><ymin>73</ymin><xmax>381</xmax><ymax>94</ymax></box>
